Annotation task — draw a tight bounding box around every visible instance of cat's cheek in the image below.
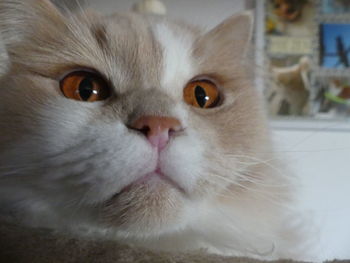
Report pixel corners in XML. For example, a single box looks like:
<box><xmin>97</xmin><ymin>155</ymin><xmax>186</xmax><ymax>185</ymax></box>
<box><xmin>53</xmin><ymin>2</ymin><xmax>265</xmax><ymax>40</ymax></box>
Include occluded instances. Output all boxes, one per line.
<box><xmin>32</xmin><ymin>99</ymin><xmax>102</xmax><ymax>152</ymax></box>
<box><xmin>75</xmin><ymin>144</ymin><xmax>158</xmax><ymax>205</ymax></box>
<box><xmin>159</xmin><ymin>131</ymin><xmax>204</xmax><ymax>195</ymax></box>
<box><xmin>51</xmin><ymin>127</ymin><xmax>158</xmax><ymax>205</ymax></box>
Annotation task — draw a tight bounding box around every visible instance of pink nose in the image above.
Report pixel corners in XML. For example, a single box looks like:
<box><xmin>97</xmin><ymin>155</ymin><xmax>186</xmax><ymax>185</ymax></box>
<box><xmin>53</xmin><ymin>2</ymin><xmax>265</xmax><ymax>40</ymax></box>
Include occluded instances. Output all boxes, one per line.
<box><xmin>131</xmin><ymin>116</ymin><xmax>182</xmax><ymax>150</ymax></box>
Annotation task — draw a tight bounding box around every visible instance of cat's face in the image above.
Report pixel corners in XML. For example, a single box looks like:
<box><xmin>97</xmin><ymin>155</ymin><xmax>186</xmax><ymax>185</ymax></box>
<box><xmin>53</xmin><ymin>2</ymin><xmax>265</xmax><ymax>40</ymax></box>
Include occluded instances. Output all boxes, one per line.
<box><xmin>0</xmin><ymin>0</ymin><xmax>269</xmax><ymax>237</ymax></box>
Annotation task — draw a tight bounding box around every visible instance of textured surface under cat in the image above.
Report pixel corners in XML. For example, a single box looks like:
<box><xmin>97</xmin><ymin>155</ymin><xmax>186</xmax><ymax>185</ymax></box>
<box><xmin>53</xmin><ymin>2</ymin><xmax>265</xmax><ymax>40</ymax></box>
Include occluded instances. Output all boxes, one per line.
<box><xmin>0</xmin><ymin>0</ymin><xmax>309</xmax><ymax>260</ymax></box>
<box><xmin>0</xmin><ymin>221</ymin><xmax>321</xmax><ymax>263</ymax></box>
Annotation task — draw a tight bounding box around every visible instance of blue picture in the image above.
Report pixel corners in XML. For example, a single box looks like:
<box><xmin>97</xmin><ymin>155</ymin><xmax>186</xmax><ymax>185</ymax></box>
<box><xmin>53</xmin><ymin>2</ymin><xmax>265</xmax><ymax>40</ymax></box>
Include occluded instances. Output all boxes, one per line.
<box><xmin>320</xmin><ymin>23</ymin><xmax>350</xmax><ymax>68</ymax></box>
<box><xmin>322</xmin><ymin>0</ymin><xmax>350</xmax><ymax>14</ymax></box>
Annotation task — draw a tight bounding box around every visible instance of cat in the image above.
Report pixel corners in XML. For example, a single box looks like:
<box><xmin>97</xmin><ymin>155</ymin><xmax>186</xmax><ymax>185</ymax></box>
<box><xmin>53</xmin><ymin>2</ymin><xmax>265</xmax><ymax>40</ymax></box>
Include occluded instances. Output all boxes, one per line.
<box><xmin>0</xmin><ymin>0</ymin><xmax>308</xmax><ymax>260</ymax></box>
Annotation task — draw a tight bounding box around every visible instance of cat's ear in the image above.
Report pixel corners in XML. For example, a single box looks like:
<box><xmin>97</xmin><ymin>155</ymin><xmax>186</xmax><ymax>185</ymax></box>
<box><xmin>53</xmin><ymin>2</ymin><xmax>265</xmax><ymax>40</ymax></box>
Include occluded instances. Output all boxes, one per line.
<box><xmin>0</xmin><ymin>0</ymin><xmax>67</xmax><ymax>50</ymax></box>
<box><xmin>193</xmin><ymin>12</ymin><xmax>253</xmax><ymax>69</ymax></box>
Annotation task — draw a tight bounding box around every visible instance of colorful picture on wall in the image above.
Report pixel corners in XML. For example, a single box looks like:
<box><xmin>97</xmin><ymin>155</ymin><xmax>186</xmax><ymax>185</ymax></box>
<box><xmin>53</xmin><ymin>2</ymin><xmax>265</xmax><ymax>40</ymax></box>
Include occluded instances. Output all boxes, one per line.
<box><xmin>266</xmin><ymin>56</ymin><xmax>311</xmax><ymax>116</ymax></box>
<box><xmin>314</xmin><ymin>77</ymin><xmax>350</xmax><ymax>117</ymax></box>
<box><xmin>261</xmin><ymin>0</ymin><xmax>350</xmax><ymax>118</ymax></box>
<box><xmin>322</xmin><ymin>0</ymin><xmax>350</xmax><ymax>14</ymax></box>
<box><xmin>319</xmin><ymin>23</ymin><xmax>350</xmax><ymax>68</ymax></box>
<box><xmin>264</xmin><ymin>0</ymin><xmax>316</xmax><ymax>116</ymax></box>
<box><xmin>266</xmin><ymin>0</ymin><xmax>313</xmax><ymax>36</ymax></box>
<box><xmin>265</xmin><ymin>0</ymin><xmax>314</xmax><ymax>56</ymax></box>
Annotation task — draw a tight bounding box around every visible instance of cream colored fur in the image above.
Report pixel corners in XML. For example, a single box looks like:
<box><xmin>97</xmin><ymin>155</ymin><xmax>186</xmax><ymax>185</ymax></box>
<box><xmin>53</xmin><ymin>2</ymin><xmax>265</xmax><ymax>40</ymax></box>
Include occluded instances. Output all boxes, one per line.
<box><xmin>0</xmin><ymin>0</ymin><xmax>311</xmax><ymax>260</ymax></box>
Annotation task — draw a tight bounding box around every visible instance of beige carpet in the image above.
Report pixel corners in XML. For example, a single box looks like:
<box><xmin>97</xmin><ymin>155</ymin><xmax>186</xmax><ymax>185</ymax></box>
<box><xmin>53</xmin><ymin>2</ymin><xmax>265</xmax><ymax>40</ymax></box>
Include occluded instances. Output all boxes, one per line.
<box><xmin>0</xmin><ymin>222</ymin><xmax>345</xmax><ymax>263</ymax></box>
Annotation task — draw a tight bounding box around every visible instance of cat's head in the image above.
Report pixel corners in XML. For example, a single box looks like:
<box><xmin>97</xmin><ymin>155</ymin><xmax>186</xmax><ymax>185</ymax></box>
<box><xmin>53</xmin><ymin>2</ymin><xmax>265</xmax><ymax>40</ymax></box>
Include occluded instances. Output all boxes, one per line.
<box><xmin>0</xmin><ymin>0</ymin><xmax>270</xmax><ymax>237</ymax></box>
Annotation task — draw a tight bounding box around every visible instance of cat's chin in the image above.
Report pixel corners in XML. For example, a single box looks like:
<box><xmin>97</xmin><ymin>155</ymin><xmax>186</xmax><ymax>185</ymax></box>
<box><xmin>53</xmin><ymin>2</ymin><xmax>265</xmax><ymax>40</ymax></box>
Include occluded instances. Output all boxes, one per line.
<box><xmin>120</xmin><ymin>171</ymin><xmax>186</xmax><ymax>195</ymax></box>
<box><xmin>99</xmin><ymin>173</ymin><xmax>189</xmax><ymax>235</ymax></box>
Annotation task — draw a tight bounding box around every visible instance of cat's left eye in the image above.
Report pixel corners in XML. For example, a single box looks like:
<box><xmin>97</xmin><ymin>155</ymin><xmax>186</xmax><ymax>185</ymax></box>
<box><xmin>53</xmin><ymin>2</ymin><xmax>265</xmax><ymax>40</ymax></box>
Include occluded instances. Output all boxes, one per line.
<box><xmin>183</xmin><ymin>80</ymin><xmax>220</xmax><ymax>108</ymax></box>
<box><xmin>60</xmin><ymin>71</ymin><xmax>111</xmax><ymax>102</ymax></box>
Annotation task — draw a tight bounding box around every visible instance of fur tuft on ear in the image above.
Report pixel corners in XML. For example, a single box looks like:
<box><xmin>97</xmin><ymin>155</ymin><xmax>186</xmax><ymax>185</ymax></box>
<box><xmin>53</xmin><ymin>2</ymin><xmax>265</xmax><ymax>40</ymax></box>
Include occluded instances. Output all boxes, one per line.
<box><xmin>193</xmin><ymin>12</ymin><xmax>254</xmax><ymax>71</ymax></box>
<box><xmin>0</xmin><ymin>0</ymin><xmax>64</xmax><ymax>50</ymax></box>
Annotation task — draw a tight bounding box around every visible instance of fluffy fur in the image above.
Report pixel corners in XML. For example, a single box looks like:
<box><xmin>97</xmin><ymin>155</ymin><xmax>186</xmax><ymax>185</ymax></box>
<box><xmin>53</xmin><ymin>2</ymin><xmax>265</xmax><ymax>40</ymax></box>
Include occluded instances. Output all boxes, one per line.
<box><xmin>0</xmin><ymin>0</ymin><xmax>309</xmax><ymax>260</ymax></box>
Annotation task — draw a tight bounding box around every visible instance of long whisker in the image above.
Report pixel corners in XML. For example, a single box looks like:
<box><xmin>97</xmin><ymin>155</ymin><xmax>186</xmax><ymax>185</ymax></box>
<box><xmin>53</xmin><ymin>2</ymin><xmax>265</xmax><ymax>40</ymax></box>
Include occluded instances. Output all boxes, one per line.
<box><xmin>203</xmin><ymin>169</ymin><xmax>293</xmax><ymax>209</ymax></box>
<box><xmin>222</xmin><ymin>153</ymin><xmax>290</xmax><ymax>179</ymax></box>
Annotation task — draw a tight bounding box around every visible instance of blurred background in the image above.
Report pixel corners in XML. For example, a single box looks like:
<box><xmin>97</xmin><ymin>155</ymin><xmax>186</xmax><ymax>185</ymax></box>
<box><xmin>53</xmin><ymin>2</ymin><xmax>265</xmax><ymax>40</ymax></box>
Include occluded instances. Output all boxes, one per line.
<box><xmin>88</xmin><ymin>0</ymin><xmax>350</xmax><ymax>260</ymax></box>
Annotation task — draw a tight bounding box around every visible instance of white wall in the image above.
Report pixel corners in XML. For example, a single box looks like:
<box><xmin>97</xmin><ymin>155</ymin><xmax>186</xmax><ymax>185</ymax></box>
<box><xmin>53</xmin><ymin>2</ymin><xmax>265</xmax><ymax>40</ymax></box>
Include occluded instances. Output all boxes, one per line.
<box><xmin>273</xmin><ymin>123</ymin><xmax>350</xmax><ymax>260</ymax></box>
<box><xmin>89</xmin><ymin>0</ymin><xmax>245</xmax><ymax>29</ymax></box>
<box><xmin>88</xmin><ymin>0</ymin><xmax>350</xmax><ymax>260</ymax></box>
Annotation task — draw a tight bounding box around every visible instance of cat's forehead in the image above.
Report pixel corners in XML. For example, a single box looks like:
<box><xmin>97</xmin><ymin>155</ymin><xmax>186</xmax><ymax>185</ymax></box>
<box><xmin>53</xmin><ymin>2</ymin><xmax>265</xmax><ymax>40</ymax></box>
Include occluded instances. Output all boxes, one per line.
<box><xmin>98</xmin><ymin>14</ymin><xmax>198</xmax><ymax>95</ymax></box>
<box><xmin>153</xmin><ymin>23</ymin><xmax>195</xmax><ymax>94</ymax></box>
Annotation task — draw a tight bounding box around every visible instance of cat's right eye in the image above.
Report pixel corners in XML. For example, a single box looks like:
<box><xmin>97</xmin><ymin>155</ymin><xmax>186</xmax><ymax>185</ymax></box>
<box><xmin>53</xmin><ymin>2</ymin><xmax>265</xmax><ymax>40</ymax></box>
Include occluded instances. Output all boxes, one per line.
<box><xmin>183</xmin><ymin>79</ymin><xmax>220</xmax><ymax>109</ymax></box>
<box><xmin>60</xmin><ymin>71</ymin><xmax>111</xmax><ymax>102</ymax></box>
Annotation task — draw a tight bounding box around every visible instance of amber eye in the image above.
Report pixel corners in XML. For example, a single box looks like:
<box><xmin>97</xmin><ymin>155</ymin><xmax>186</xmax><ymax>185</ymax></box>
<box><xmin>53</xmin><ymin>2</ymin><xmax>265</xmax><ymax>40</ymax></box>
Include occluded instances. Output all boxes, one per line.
<box><xmin>60</xmin><ymin>71</ymin><xmax>111</xmax><ymax>102</ymax></box>
<box><xmin>183</xmin><ymin>80</ymin><xmax>220</xmax><ymax>108</ymax></box>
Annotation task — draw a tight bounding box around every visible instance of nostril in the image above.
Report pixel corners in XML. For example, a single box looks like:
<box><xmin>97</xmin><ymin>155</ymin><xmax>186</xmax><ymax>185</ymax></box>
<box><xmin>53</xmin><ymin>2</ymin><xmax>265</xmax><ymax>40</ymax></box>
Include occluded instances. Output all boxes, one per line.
<box><xmin>138</xmin><ymin>125</ymin><xmax>151</xmax><ymax>136</ymax></box>
<box><xmin>168</xmin><ymin>128</ymin><xmax>176</xmax><ymax>137</ymax></box>
<box><xmin>127</xmin><ymin>124</ymin><xmax>149</xmax><ymax>135</ymax></box>
<box><xmin>168</xmin><ymin>125</ymin><xmax>183</xmax><ymax>136</ymax></box>
<box><xmin>129</xmin><ymin>115</ymin><xmax>183</xmax><ymax>140</ymax></box>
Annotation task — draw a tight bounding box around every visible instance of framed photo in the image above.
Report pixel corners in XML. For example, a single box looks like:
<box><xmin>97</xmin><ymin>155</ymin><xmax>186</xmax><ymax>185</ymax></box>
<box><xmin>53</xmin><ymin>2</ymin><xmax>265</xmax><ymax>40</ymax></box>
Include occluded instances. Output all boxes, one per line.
<box><xmin>313</xmin><ymin>77</ymin><xmax>350</xmax><ymax>117</ymax></box>
<box><xmin>265</xmin><ymin>0</ymin><xmax>314</xmax><ymax>57</ymax></box>
<box><xmin>256</xmin><ymin>0</ymin><xmax>350</xmax><ymax>118</ymax></box>
<box><xmin>322</xmin><ymin>0</ymin><xmax>350</xmax><ymax>14</ymax></box>
<box><xmin>263</xmin><ymin>0</ymin><xmax>315</xmax><ymax>117</ymax></box>
<box><xmin>319</xmin><ymin>23</ymin><xmax>350</xmax><ymax>69</ymax></box>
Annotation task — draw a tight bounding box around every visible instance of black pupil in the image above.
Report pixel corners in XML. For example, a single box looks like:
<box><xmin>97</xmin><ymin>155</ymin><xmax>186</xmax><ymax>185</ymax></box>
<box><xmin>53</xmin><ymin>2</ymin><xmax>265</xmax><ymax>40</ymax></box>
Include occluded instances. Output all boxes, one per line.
<box><xmin>195</xmin><ymin>85</ymin><xmax>208</xmax><ymax>108</ymax></box>
<box><xmin>79</xmin><ymin>77</ymin><xmax>94</xmax><ymax>101</ymax></box>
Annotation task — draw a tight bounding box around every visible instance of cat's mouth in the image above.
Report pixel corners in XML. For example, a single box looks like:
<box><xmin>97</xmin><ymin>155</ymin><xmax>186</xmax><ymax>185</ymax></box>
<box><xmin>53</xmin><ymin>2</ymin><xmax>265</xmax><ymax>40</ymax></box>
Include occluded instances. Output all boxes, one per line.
<box><xmin>119</xmin><ymin>168</ymin><xmax>186</xmax><ymax>195</ymax></box>
<box><xmin>101</xmin><ymin>167</ymin><xmax>188</xmax><ymax>230</ymax></box>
